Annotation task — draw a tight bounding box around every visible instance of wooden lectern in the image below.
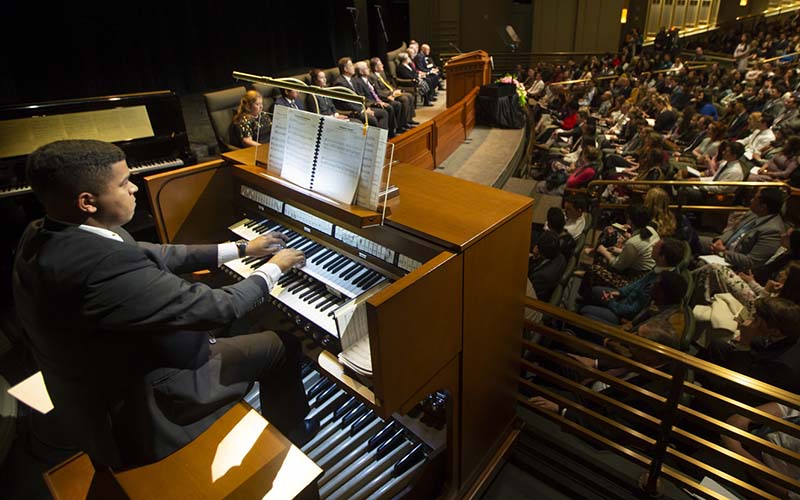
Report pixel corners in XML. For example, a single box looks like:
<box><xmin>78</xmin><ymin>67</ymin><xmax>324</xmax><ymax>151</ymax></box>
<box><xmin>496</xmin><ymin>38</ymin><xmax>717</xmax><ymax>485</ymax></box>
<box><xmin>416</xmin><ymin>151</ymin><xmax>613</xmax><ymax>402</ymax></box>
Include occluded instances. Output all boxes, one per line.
<box><xmin>443</xmin><ymin>50</ymin><xmax>492</xmax><ymax>108</ymax></box>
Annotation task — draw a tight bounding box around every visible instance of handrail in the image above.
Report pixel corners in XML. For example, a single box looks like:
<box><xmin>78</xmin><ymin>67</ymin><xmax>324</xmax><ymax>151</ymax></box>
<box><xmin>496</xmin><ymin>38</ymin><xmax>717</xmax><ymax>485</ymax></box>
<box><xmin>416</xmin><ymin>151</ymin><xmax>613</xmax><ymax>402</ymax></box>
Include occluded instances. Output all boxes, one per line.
<box><xmin>586</xmin><ymin>179</ymin><xmax>792</xmax><ymax>199</ymax></box>
<box><xmin>522</xmin><ymin>297</ymin><xmax>800</xmax><ymax>497</ymax></box>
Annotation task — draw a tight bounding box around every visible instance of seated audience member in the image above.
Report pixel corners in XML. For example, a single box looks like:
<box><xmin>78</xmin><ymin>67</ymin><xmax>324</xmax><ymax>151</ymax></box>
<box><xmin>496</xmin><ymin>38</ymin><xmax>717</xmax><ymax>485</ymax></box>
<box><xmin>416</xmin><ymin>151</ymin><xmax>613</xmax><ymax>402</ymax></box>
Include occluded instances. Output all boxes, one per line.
<box><xmin>752</xmin><ymin>124</ymin><xmax>789</xmax><ymax>164</ymax></box>
<box><xmin>231</xmin><ymin>90</ymin><xmax>271</xmax><ymax>148</ymax></box>
<box><xmin>690</xmin><ymin>121</ymin><xmax>725</xmax><ymax>169</ymax></box>
<box><xmin>369</xmin><ymin>57</ymin><xmax>419</xmax><ymax>127</ymax></box>
<box><xmin>273</xmin><ymin>88</ymin><xmax>305</xmax><ymax>111</ymax></box>
<box><xmin>12</xmin><ymin>140</ymin><xmax>312</xmax><ymax>467</ymax></box>
<box><xmin>396</xmin><ymin>52</ymin><xmax>434</xmax><ymax>106</ymax></box>
<box><xmin>542</xmin><ymin>206</ymin><xmax>576</xmax><ymax>258</ymax></box>
<box><xmin>750</xmin><ymin>134</ymin><xmax>800</xmax><ymax>181</ymax></box>
<box><xmin>563</xmin><ymin>195</ymin><xmax>589</xmax><ymax>240</ymax></box>
<box><xmin>587</xmin><ymin>205</ymin><xmax>660</xmax><ymax>288</ymax></box>
<box><xmin>528</xmin><ymin>231</ymin><xmax>567</xmax><ymax>302</ymax></box>
<box><xmin>580</xmin><ymin>238</ymin><xmax>686</xmax><ymax>326</ymax></box>
<box><xmin>726</xmin><ymin>99</ymin><xmax>751</xmax><ymax>139</ymax></box>
<box><xmin>694</xmin><ymin>251</ymin><xmax>800</xmax><ymax>316</ymax></box>
<box><xmin>702</xmin><ymin>297</ymin><xmax>800</xmax><ymax>400</ymax></box>
<box><xmin>699</xmin><ymin>186</ymin><xmax>786</xmax><ymax>273</ymax></box>
<box><xmin>333</xmin><ymin>57</ymin><xmax>389</xmax><ymax>131</ymax></box>
<box><xmin>354</xmin><ymin>61</ymin><xmax>403</xmax><ymax>136</ymax></box>
<box><xmin>536</xmin><ymin>146</ymin><xmax>600</xmax><ymax>195</ymax></box>
<box><xmin>652</xmin><ymin>96</ymin><xmax>678</xmax><ymax>133</ymax></box>
<box><xmin>690</xmin><ymin>141</ymin><xmax>746</xmax><ymax>198</ymax></box>
<box><xmin>721</xmin><ymin>402</ymin><xmax>800</xmax><ymax>500</ymax></box>
<box><xmin>529</xmin><ymin>318</ymin><xmax>679</xmax><ymax>444</ymax></box>
<box><xmin>738</xmin><ymin>112</ymin><xmax>776</xmax><ymax>160</ymax></box>
<box><xmin>307</xmin><ymin>68</ymin><xmax>349</xmax><ymax>119</ymax></box>
<box><xmin>644</xmin><ymin>187</ymin><xmax>701</xmax><ymax>254</ymax></box>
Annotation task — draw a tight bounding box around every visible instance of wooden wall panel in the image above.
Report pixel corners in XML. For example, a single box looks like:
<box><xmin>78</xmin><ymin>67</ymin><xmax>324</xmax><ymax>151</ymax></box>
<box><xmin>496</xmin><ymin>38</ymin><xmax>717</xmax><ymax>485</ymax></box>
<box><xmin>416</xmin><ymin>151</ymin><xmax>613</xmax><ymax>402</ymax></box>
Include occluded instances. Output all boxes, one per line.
<box><xmin>434</xmin><ymin>102</ymin><xmax>466</xmax><ymax>164</ymax></box>
<box><xmin>368</xmin><ymin>251</ymin><xmax>463</xmax><ymax>415</ymax></box>
<box><xmin>460</xmin><ymin>206</ymin><xmax>532</xmax><ymax>482</ymax></box>
<box><xmin>390</xmin><ymin>121</ymin><xmax>436</xmax><ymax>170</ymax></box>
<box><xmin>464</xmin><ymin>88</ymin><xmax>478</xmax><ymax>137</ymax></box>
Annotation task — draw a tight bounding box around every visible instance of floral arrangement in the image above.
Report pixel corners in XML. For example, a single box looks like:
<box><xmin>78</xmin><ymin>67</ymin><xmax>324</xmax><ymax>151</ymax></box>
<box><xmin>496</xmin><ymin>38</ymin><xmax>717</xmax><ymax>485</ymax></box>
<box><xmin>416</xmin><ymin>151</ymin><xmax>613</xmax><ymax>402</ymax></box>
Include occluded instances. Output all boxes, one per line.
<box><xmin>496</xmin><ymin>74</ymin><xmax>527</xmax><ymax>108</ymax></box>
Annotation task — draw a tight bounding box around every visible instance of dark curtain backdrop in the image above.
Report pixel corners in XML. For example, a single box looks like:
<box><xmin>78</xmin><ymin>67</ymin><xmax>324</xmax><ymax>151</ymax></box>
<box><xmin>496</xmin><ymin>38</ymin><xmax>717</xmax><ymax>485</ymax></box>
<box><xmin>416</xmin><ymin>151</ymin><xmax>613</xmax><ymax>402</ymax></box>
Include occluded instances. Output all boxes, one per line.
<box><xmin>2</xmin><ymin>0</ymin><xmax>409</xmax><ymax>105</ymax></box>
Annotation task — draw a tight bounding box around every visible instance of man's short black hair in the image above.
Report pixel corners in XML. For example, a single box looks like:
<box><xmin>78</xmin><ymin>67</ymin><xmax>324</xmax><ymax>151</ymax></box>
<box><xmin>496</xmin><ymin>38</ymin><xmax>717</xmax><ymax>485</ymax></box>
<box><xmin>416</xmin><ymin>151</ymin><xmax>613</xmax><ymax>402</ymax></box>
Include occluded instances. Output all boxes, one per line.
<box><xmin>564</xmin><ymin>194</ymin><xmax>589</xmax><ymax>212</ymax></box>
<box><xmin>761</xmin><ymin>113</ymin><xmax>775</xmax><ymax>127</ymax></box>
<box><xmin>546</xmin><ymin>207</ymin><xmax>566</xmax><ymax>233</ymax></box>
<box><xmin>537</xmin><ymin>231</ymin><xmax>561</xmax><ymax>260</ymax></box>
<box><xmin>759</xmin><ymin>186</ymin><xmax>784</xmax><ymax>215</ymax></box>
<box><xmin>26</xmin><ymin>140</ymin><xmax>125</xmax><ymax>208</ymax></box>
<box><xmin>659</xmin><ymin>238</ymin><xmax>685</xmax><ymax>267</ymax></box>
<box><xmin>727</xmin><ymin>141</ymin><xmax>745</xmax><ymax>158</ymax></box>
<box><xmin>657</xmin><ymin>271</ymin><xmax>688</xmax><ymax>305</ymax></box>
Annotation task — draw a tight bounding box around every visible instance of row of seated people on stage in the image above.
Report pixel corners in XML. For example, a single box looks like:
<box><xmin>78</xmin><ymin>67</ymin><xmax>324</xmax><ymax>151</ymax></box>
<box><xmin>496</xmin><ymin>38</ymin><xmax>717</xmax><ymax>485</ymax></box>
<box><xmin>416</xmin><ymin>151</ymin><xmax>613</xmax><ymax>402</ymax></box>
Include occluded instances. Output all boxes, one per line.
<box><xmin>526</xmin><ymin>185</ymin><xmax>800</xmax><ymax>498</ymax></box>
<box><xmin>230</xmin><ymin>41</ymin><xmax>444</xmax><ymax>147</ymax></box>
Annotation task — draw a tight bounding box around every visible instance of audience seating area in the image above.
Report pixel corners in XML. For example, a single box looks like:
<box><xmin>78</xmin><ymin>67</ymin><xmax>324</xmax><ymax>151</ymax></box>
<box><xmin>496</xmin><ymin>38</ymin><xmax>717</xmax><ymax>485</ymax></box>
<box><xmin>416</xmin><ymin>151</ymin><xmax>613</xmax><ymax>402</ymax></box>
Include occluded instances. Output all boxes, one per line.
<box><xmin>519</xmin><ymin>12</ymin><xmax>800</xmax><ymax>499</ymax></box>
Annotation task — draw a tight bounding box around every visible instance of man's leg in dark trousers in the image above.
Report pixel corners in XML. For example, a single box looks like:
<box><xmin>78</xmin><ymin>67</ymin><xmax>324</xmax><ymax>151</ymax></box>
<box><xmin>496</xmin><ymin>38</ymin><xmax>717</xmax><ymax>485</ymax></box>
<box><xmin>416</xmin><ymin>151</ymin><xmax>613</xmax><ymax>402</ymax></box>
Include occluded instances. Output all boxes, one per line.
<box><xmin>213</xmin><ymin>330</ymin><xmax>309</xmax><ymax>436</ymax></box>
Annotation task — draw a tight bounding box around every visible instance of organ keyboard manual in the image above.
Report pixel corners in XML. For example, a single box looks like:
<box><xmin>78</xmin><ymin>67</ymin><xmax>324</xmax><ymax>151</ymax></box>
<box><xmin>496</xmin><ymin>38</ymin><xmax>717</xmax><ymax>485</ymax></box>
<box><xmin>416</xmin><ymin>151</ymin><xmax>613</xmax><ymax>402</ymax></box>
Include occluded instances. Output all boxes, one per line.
<box><xmin>267</xmin><ymin>105</ymin><xmax>391</xmax><ymax>211</ymax></box>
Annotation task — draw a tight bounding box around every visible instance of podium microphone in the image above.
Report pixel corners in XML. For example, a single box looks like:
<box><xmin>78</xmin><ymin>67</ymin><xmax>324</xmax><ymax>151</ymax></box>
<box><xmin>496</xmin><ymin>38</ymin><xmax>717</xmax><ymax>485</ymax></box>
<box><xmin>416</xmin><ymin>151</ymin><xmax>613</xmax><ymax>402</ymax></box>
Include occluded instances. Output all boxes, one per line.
<box><xmin>449</xmin><ymin>42</ymin><xmax>463</xmax><ymax>54</ymax></box>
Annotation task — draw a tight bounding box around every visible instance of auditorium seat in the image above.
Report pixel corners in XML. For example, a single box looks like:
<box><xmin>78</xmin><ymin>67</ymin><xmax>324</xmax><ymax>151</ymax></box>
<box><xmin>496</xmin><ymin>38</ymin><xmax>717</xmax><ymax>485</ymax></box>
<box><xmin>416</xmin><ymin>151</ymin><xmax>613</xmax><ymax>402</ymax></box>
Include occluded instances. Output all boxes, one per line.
<box><xmin>203</xmin><ymin>86</ymin><xmax>247</xmax><ymax>153</ymax></box>
<box><xmin>43</xmin><ymin>401</ymin><xmax>321</xmax><ymax>500</ymax></box>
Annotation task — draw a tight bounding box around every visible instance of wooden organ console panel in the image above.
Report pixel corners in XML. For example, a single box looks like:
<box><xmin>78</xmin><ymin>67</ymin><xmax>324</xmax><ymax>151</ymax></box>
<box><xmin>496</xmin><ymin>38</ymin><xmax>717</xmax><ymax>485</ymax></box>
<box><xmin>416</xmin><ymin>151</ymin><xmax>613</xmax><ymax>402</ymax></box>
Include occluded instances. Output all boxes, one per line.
<box><xmin>143</xmin><ymin>152</ymin><xmax>532</xmax><ymax>498</ymax></box>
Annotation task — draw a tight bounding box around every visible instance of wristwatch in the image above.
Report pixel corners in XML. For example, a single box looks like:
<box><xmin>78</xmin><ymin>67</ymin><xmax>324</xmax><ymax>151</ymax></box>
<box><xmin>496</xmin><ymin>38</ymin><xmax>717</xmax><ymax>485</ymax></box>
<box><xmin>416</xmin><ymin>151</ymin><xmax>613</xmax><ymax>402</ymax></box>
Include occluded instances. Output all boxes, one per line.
<box><xmin>235</xmin><ymin>239</ymin><xmax>248</xmax><ymax>258</ymax></box>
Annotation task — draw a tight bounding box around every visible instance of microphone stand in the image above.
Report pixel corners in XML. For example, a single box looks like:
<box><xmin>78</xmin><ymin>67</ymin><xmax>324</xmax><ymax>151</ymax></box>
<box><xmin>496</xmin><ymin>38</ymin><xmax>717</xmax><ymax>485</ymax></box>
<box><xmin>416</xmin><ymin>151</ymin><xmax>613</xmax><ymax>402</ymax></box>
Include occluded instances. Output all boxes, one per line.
<box><xmin>347</xmin><ymin>7</ymin><xmax>361</xmax><ymax>53</ymax></box>
<box><xmin>375</xmin><ymin>5</ymin><xmax>388</xmax><ymax>44</ymax></box>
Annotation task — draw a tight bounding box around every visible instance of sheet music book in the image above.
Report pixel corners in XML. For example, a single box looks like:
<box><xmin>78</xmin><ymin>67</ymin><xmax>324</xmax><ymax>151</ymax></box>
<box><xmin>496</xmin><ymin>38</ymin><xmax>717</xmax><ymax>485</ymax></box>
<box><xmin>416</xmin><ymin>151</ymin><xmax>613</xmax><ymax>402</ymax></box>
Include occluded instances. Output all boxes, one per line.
<box><xmin>333</xmin><ymin>282</ymin><xmax>389</xmax><ymax>378</ymax></box>
<box><xmin>268</xmin><ymin>106</ymin><xmax>388</xmax><ymax>208</ymax></box>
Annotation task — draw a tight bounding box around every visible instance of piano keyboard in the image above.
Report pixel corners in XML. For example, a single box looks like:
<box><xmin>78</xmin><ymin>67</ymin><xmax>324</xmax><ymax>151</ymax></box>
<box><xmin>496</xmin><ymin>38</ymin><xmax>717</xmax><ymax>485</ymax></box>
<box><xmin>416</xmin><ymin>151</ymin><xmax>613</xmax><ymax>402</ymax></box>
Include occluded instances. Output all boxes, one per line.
<box><xmin>229</xmin><ymin>218</ymin><xmax>386</xmax><ymax>299</ymax></box>
<box><xmin>223</xmin><ymin>217</ymin><xmax>391</xmax><ymax>352</ymax></box>
<box><xmin>245</xmin><ymin>362</ymin><xmax>429</xmax><ymax>500</ymax></box>
<box><xmin>129</xmin><ymin>156</ymin><xmax>184</xmax><ymax>174</ymax></box>
<box><xmin>0</xmin><ymin>157</ymin><xmax>184</xmax><ymax>200</ymax></box>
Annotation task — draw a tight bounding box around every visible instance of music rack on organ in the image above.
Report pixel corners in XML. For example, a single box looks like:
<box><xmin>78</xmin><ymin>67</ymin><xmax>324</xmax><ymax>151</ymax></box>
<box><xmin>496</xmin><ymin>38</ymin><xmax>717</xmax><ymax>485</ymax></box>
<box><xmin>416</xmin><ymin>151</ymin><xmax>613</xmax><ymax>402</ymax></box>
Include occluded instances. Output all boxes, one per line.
<box><xmin>143</xmin><ymin>147</ymin><xmax>533</xmax><ymax>498</ymax></box>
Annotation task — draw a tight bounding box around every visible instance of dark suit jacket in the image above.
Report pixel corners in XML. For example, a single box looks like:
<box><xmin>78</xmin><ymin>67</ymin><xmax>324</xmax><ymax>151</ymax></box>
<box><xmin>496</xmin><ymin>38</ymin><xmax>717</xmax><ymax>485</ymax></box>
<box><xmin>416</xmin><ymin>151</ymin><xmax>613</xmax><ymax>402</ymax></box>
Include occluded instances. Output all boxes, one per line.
<box><xmin>395</xmin><ymin>63</ymin><xmax>419</xmax><ymax>81</ymax></box>
<box><xmin>12</xmin><ymin>218</ymin><xmax>268</xmax><ymax>466</ymax></box>
<box><xmin>720</xmin><ymin>212</ymin><xmax>785</xmax><ymax>271</ymax></box>
<box><xmin>414</xmin><ymin>53</ymin><xmax>436</xmax><ymax>73</ymax></box>
<box><xmin>369</xmin><ymin>72</ymin><xmax>395</xmax><ymax>100</ymax></box>
<box><xmin>529</xmin><ymin>254</ymin><xmax>566</xmax><ymax>302</ymax></box>
<box><xmin>273</xmin><ymin>96</ymin><xmax>305</xmax><ymax>111</ymax></box>
<box><xmin>332</xmin><ymin>74</ymin><xmax>364</xmax><ymax>113</ymax></box>
<box><xmin>727</xmin><ymin>112</ymin><xmax>750</xmax><ymax>139</ymax></box>
<box><xmin>307</xmin><ymin>93</ymin><xmax>336</xmax><ymax>115</ymax></box>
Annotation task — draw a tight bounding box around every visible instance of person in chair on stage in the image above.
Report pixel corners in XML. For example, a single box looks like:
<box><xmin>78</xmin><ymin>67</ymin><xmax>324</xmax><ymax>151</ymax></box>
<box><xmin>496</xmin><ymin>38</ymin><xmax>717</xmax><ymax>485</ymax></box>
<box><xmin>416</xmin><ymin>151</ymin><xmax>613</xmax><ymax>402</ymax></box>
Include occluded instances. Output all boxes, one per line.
<box><xmin>231</xmin><ymin>89</ymin><xmax>271</xmax><ymax>148</ymax></box>
<box><xmin>333</xmin><ymin>56</ymin><xmax>389</xmax><ymax>130</ymax></box>
<box><xmin>12</xmin><ymin>139</ymin><xmax>316</xmax><ymax>468</ymax></box>
<box><xmin>369</xmin><ymin>57</ymin><xmax>419</xmax><ymax>128</ymax></box>
<box><xmin>273</xmin><ymin>87</ymin><xmax>305</xmax><ymax>111</ymax></box>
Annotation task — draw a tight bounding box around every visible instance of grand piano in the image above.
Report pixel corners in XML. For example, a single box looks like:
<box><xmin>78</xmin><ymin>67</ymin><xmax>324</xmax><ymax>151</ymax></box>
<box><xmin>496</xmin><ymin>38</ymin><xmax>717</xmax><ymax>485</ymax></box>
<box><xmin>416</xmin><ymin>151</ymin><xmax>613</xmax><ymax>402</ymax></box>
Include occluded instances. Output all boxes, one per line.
<box><xmin>142</xmin><ymin>146</ymin><xmax>533</xmax><ymax>498</ymax></box>
<box><xmin>0</xmin><ymin>91</ymin><xmax>197</xmax><ymax>304</ymax></box>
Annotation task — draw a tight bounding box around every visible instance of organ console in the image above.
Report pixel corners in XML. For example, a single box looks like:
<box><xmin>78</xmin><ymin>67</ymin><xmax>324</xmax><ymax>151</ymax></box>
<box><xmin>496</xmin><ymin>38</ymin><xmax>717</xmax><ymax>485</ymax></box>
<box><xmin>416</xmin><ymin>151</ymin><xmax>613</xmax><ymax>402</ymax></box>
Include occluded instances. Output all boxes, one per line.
<box><xmin>143</xmin><ymin>147</ymin><xmax>533</xmax><ymax>498</ymax></box>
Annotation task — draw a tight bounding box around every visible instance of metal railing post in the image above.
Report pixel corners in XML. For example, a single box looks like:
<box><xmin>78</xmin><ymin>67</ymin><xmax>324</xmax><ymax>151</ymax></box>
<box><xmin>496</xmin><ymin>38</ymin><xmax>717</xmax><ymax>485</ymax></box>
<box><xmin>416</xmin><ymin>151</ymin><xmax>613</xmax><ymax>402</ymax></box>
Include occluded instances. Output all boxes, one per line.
<box><xmin>642</xmin><ymin>363</ymin><xmax>687</xmax><ymax>497</ymax></box>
